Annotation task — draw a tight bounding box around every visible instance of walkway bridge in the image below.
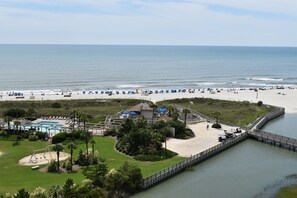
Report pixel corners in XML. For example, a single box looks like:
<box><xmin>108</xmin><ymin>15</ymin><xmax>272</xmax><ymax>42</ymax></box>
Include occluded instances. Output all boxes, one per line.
<box><xmin>142</xmin><ymin>106</ymin><xmax>289</xmax><ymax>189</ymax></box>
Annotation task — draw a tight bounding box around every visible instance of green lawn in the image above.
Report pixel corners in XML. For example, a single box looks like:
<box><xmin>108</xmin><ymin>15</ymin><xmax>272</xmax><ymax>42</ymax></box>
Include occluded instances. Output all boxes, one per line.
<box><xmin>0</xmin><ymin>137</ymin><xmax>184</xmax><ymax>195</ymax></box>
<box><xmin>158</xmin><ymin>98</ymin><xmax>274</xmax><ymax>127</ymax></box>
<box><xmin>277</xmin><ymin>186</ymin><xmax>297</xmax><ymax>198</ymax></box>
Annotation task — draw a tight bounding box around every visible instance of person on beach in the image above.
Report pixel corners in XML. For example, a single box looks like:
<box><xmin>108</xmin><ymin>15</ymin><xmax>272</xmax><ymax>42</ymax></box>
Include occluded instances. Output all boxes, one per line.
<box><xmin>207</xmin><ymin>125</ymin><xmax>209</xmax><ymax>130</ymax></box>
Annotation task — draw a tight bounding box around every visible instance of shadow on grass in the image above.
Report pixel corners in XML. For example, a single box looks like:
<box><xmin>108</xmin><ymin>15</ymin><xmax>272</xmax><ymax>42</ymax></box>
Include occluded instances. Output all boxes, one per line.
<box><xmin>12</xmin><ymin>142</ymin><xmax>20</xmax><ymax>146</ymax></box>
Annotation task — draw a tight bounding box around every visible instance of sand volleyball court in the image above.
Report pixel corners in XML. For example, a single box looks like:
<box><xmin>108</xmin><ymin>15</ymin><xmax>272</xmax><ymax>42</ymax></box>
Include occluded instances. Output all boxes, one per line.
<box><xmin>19</xmin><ymin>152</ymin><xmax>70</xmax><ymax>166</ymax></box>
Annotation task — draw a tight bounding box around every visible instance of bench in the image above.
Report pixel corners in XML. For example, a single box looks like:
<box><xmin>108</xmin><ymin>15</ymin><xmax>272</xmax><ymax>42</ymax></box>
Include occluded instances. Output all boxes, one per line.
<box><xmin>32</xmin><ymin>166</ymin><xmax>39</xmax><ymax>170</ymax></box>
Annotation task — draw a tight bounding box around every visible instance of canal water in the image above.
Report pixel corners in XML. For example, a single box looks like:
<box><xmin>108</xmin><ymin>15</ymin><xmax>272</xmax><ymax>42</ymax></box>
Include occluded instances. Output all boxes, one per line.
<box><xmin>135</xmin><ymin>114</ymin><xmax>297</xmax><ymax>198</ymax></box>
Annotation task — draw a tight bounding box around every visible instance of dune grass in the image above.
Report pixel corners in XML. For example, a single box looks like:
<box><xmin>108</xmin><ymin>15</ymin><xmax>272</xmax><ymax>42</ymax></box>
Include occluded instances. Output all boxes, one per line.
<box><xmin>0</xmin><ymin>136</ymin><xmax>184</xmax><ymax>195</ymax></box>
<box><xmin>277</xmin><ymin>186</ymin><xmax>297</xmax><ymax>198</ymax></box>
<box><xmin>0</xmin><ymin>99</ymin><xmax>147</xmax><ymax>122</ymax></box>
<box><xmin>158</xmin><ymin>98</ymin><xmax>274</xmax><ymax>127</ymax></box>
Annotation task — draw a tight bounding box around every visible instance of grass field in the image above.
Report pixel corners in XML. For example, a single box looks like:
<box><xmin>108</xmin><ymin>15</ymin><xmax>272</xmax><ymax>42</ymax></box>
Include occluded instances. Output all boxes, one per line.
<box><xmin>0</xmin><ymin>99</ymin><xmax>147</xmax><ymax>122</ymax></box>
<box><xmin>277</xmin><ymin>186</ymin><xmax>297</xmax><ymax>198</ymax></box>
<box><xmin>158</xmin><ymin>98</ymin><xmax>274</xmax><ymax>127</ymax></box>
<box><xmin>0</xmin><ymin>137</ymin><xmax>184</xmax><ymax>195</ymax></box>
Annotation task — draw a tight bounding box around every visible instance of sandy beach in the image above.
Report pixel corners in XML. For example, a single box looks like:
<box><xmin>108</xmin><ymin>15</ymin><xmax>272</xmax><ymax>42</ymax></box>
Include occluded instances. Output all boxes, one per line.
<box><xmin>1</xmin><ymin>87</ymin><xmax>297</xmax><ymax>113</ymax></box>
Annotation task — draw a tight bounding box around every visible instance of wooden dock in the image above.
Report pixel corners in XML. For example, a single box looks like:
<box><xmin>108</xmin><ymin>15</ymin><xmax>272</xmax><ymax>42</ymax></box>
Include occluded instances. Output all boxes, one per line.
<box><xmin>248</xmin><ymin>130</ymin><xmax>297</xmax><ymax>151</ymax></box>
<box><xmin>141</xmin><ymin>106</ymin><xmax>289</xmax><ymax>190</ymax></box>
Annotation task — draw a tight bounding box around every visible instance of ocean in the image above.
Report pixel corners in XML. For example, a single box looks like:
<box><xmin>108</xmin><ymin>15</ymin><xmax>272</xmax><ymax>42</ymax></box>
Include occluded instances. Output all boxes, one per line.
<box><xmin>0</xmin><ymin>45</ymin><xmax>296</xmax><ymax>91</ymax></box>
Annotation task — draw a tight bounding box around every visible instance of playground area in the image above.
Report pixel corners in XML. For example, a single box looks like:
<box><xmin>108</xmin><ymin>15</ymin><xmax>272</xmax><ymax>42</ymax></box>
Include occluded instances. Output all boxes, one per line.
<box><xmin>18</xmin><ymin>145</ymin><xmax>70</xmax><ymax>166</ymax></box>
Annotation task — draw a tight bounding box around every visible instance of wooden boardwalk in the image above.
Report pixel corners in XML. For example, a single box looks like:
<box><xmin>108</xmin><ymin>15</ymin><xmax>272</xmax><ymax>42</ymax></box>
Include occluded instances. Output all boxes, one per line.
<box><xmin>141</xmin><ymin>106</ymin><xmax>290</xmax><ymax>190</ymax></box>
<box><xmin>248</xmin><ymin>130</ymin><xmax>297</xmax><ymax>151</ymax></box>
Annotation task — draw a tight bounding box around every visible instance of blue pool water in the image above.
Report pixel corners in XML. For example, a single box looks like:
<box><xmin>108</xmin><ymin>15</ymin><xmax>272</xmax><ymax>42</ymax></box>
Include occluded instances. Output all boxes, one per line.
<box><xmin>25</xmin><ymin>121</ymin><xmax>63</xmax><ymax>133</ymax></box>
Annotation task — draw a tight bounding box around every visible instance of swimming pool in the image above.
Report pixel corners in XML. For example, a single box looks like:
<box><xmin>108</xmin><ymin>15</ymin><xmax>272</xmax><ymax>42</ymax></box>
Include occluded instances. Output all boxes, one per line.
<box><xmin>25</xmin><ymin>121</ymin><xmax>64</xmax><ymax>133</ymax></box>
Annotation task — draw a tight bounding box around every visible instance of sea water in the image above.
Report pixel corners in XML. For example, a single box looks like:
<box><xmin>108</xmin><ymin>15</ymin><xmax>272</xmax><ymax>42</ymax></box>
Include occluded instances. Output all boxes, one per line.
<box><xmin>134</xmin><ymin>114</ymin><xmax>297</xmax><ymax>198</ymax></box>
<box><xmin>0</xmin><ymin>45</ymin><xmax>297</xmax><ymax>91</ymax></box>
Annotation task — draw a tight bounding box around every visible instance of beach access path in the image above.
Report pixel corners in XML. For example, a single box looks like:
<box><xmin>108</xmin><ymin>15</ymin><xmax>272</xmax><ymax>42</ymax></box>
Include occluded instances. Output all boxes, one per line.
<box><xmin>163</xmin><ymin>122</ymin><xmax>237</xmax><ymax>157</ymax></box>
<box><xmin>1</xmin><ymin>88</ymin><xmax>297</xmax><ymax>113</ymax></box>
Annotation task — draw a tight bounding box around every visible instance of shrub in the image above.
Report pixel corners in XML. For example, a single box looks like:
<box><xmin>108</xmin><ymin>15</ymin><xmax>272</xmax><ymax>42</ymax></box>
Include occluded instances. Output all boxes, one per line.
<box><xmin>35</xmin><ymin>131</ymin><xmax>46</xmax><ymax>140</ymax></box>
<box><xmin>21</xmin><ymin>131</ymin><xmax>31</xmax><ymax>139</ymax></box>
<box><xmin>48</xmin><ymin>161</ymin><xmax>57</xmax><ymax>172</ymax></box>
<box><xmin>28</xmin><ymin>134</ymin><xmax>38</xmax><ymax>141</ymax></box>
<box><xmin>30</xmin><ymin>187</ymin><xmax>47</xmax><ymax>198</ymax></box>
<box><xmin>105</xmin><ymin>127</ymin><xmax>117</xmax><ymax>137</ymax></box>
<box><xmin>65</xmin><ymin>160</ymin><xmax>72</xmax><ymax>171</ymax></box>
<box><xmin>51</xmin><ymin>102</ymin><xmax>61</xmax><ymax>108</ymax></box>
<box><xmin>3</xmin><ymin>108</ymin><xmax>26</xmax><ymax>118</ymax></box>
<box><xmin>76</xmin><ymin>149</ymin><xmax>87</xmax><ymax>166</ymax></box>
<box><xmin>52</xmin><ymin>132</ymin><xmax>67</xmax><ymax>144</ymax></box>
<box><xmin>212</xmin><ymin>123</ymin><xmax>222</xmax><ymax>129</ymax></box>
<box><xmin>257</xmin><ymin>101</ymin><xmax>263</xmax><ymax>106</ymax></box>
<box><xmin>14</xmin><ymin>188</ymin><xmax>30</xmax><ymax>198</ymax></box>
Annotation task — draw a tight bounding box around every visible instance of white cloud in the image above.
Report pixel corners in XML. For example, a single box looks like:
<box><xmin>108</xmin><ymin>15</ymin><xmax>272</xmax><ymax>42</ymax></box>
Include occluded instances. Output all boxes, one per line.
<box><xmin>0</xmin><ymin>0</ymin><xmax>296</xmax><ymax>46</ymax></box>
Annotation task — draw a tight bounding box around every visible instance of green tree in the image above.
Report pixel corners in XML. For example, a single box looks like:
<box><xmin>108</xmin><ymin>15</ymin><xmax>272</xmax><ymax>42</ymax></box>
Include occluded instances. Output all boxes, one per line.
<box><xmin>14</xmin><ymin>120</ymin><xmax>21</xmax><ymax>144</ymax></box>
<box><xmin>14</xmin><ymin>188</ymin><xmax>30</xmax><ymax>198</ymax></box>
<box><xmin>30</xmin><ymin>187</ymin><xmax>47</xmax><ymax>198</ymax></box>
<box><xmin>90</xmin><ymin>139</ymin><xmax>96</xmax><ymax>160</ymax></box>
<box><xmin>53</xmin><ymin>144</ymin><xmax>64</xmax><ymax>171</ymax></box>
<box><xmin>80</xmin><ymin>113</ymin><xmax>88</xmax><ymax>131</ymax></box>
<box><xmin>67</xmin><ymin>141</ymin><xmax>77</xmax><ymax>171</ymax></box>
<box><xmin>105</xmin><ymin>162</ymin><xmax>143</xmax><ymax>195</ymax></box>
<box><xmin>80</xmin><ymin>130</ymin><xmax>92</xmax><ymax>164</ymax></box>
<box><xmin>62</xmin><ymin>178</ymin><xmax>79</xmax><ymax>198</ymax></box>
<box><xmin>70</xmin><ymin>110</ymin><xmax>78</xmax><ymax>130</ymax></box>
<box><xmin>4</xmin><ymin>116</ymin><xmax>12</xmax><ymax>130</ymax></box>
<box><xmin>214</xmin><ymin>111</ymin><xmax>221</xmax><ymax>125</ymax></box>
<box><xmin>4</xmin><ymin>108</ymin><xmax>25</xmax><ymax>119</ymax></box>
<box><xmin>82</xmin><ymin>160</ymin><xmax>108</xmax><ymax>188</ymax></box>
<box><xmin>48</xmin><ymin>185</ymin><xmax>62</xmax><ymax>198</ymax></box>
<box><xmin>182</xmin><ymin>108</ymin><xmax>191</xmax><ymax>125</ymax></box>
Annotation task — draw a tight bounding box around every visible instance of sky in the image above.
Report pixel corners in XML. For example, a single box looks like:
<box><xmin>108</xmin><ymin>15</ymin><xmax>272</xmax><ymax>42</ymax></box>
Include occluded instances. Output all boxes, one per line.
<box><xmin>0</xmin><ymin>0</ymin><xmax>297</xmax><ymax>46</ymax></box>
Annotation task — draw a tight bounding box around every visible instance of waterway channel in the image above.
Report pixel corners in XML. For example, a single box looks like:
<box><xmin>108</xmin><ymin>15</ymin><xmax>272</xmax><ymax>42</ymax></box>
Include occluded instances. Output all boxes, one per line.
<box><xmin>135</xmin><ymin>114</ymin><xmax>297</xmax><ymax>198</ymax></box>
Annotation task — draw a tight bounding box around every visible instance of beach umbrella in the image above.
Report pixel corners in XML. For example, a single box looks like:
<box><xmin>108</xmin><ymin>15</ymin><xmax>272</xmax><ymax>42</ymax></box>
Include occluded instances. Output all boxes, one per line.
<box><xmin>130</xmin><ymin>111</ymin><xmax>137</xmax><ymax>115</ymax></box>
<box><xmin>122</xmin><ymin>111</ymin><xmax>129</xmax><ymax>115</ymax></box>
<box><xmin>158</xmin><ymin>108</ymin><xmax>167</xmax><ymax>113</ymax></box>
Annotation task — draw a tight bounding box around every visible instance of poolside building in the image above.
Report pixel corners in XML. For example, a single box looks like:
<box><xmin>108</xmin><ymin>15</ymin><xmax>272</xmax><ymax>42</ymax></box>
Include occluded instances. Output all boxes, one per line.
<box><xmin>126</xmin><ymin>103</ymin><xmax>153</xmax><ymax>120</ymax></box>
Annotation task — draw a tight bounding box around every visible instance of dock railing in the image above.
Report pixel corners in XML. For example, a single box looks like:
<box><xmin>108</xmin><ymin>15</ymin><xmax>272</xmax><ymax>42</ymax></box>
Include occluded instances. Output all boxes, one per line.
<box><xmin>141</xmin><ymin>105</ymin><xmax>285</xmax><ymax>190</ymax></box>
<box><xmin>247</xmin><ymin>107</ymin><xmax>285</xmax><ymax>130</ymax></box>
<box><xmin>142</xmin><ymin>132</ymin><xmax>248</xmax><ymax>189</ymax></box>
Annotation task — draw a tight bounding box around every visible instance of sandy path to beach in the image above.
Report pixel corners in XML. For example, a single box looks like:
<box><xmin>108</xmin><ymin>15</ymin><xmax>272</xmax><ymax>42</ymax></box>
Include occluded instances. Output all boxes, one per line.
<box><xmin>163</xmin><ymin>122</ymin><xmax>238</xmax><ymax>157</ymax></box>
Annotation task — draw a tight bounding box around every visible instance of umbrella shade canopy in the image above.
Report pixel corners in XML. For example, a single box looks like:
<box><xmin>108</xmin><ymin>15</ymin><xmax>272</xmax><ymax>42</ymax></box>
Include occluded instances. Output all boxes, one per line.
<box><xmin>130</xmin><ymin>111</ymin><xmax>137</xmax><ymax>115</ymax></box>
<box><xmin>122</xmin><ymin>111</ymin><xmax>129</xmax><ymax>115</ymax></box>
<box><xmin>157</xmin><ymin>108</ymin><xmax>167</xmax><ymax>113</ymax></box>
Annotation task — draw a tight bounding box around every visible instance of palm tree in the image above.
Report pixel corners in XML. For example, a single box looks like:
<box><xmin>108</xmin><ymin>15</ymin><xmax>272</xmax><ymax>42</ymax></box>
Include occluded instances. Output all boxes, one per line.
<box><xmin>80</xmin><ymin>130</ymin><xmax>92</xmax><ymax>164</ymax></box>
<box><xmin>80</xmin><ymin>114</ymin><xmax>88</xmax><ymax>131</ymax></box>
<box><xmin>182</xmin><ymin>108</ymin><xmax>191</xmax><ymax>125</ymax></box>
<box><xmin>4</xmin><ymin>116</ymin><xmax>12</xmax><ymax>131</ymax></box>
<box><xmin>90</xmin><ymin>138</ymin><xmax>96</xmax><ymax>159</ymax></box>
<box><xmin>53</xmin><ymin>144</ymin><xmax>64</xmax><ymax>171</ymax></box>
<box><xmin>214</xmin><ymin>111</ymin><xmax>221</xmax><ymax>125</ymax></box>
<box><xmin>14</xmin><ymin>120</ymin><xmax>21</xmax><ymax>144</ymax></box>
<box><xmin>70</xmin><ymin>110</ymin><xmax>78</xmax><ymax>130</ymax></box>
<box><xmin>67</xmin><ymin>141</ymin><xmax>77</xmax><ymax>171</ymax></box>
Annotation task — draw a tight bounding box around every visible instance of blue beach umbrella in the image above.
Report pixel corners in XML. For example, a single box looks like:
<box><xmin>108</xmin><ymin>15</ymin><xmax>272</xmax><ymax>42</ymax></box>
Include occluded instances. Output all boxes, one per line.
<box><xmin>122</xmin><ymin>111</ymin><xmax>129</xmax><ymax>115</ymax></box>
<box><xmin>130</xmin><ymin>111</ymin><xmax>137</xmax><ymax>115</ymax></box>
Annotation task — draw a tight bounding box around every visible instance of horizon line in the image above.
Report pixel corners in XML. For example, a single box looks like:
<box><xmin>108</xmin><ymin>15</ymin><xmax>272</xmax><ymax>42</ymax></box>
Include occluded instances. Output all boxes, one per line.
<box><xmin>0</xmin><ymin>43</ymin><xmax>297</xmax><ymax>48</ymax></box>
